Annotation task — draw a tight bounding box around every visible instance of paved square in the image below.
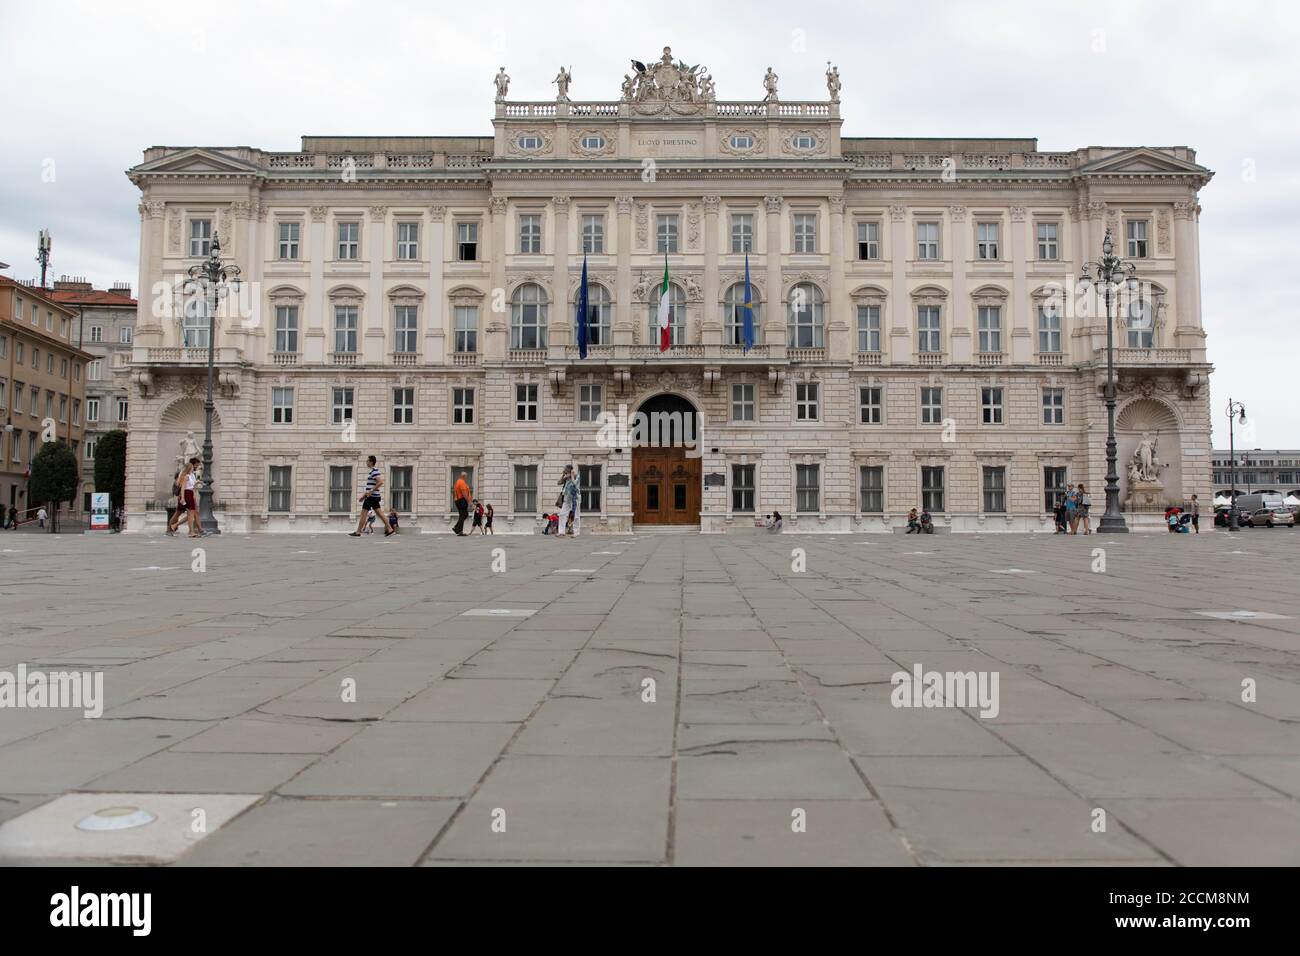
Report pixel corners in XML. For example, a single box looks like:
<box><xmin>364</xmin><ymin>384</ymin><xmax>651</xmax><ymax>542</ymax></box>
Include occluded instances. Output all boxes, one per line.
<box><xmin>1</xmin><ymin>528</ymin><xmax>1297</xmax><ymax>865</ymax></box>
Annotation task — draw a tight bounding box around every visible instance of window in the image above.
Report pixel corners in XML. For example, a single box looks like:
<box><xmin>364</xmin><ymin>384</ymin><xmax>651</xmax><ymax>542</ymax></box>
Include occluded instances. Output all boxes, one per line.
<box><xmin>333</xmin><ymin>305</ymin><xmax>358</xmax><ymax>353</ymax></box>
<box><xmin>578</xmin><ymin>464</ymin><xmax>601</xmax><ymax>512</ymax></box>
<box><xmin>581</xmin><ymin>214</ymin><xmax>604</xmax><ymax>254</ymax></box>
<box><xmin>656</xmin><ymin>214</ymin><xmax>679</xmax><ymax>253</ymax></box>
<box><xmin>917</xmin><ymin>305</ymin><xmax>941</xmax><ymax>353</ymax></box>
<box><xmin>271</xmin><ymin>387</ymin><xmax>294</xmax><ymax>424</ymax></box>
<box><xmin>518</xmin><ymin>213</ymin><xmax>541</xmax><ymax>253</ymax></box>
<box><xmin>454</xmin><ymin>305</ymin><xmax>478</xmax><ymax>353</ymax></box>
<box><xmin>47</xmin><ymin>353</ymin><xmax>55</xmax><ymax>374</ymax></box>
<box><xmin>45</xmin><ymin>392</ymin><xmax>54</xmax><ymax>418</ymax></box>
<box><xmin>580</xmin><ymin>134</ymin><xmax>606</xmax><ymax>150</ymax></box>
<box><xmin>787</xmin><ymin>282</ymin><xmax>824</xmax><ymax>348</ymax></box>
<box><xmin>116</xmin><ymin>398</ymin><xmax>129</xmax><ymax>423</ymax></box>
<box><xmin>1042</xmin><ymin>387</ymin><xmax>1065</xmax><ymax>425</ymax></box>
<box><xmin>0</xmin><ymin>334</ymin><xmax>6</xmax><ymax>358</ymax></box>
<box><xmin>14</xmin><ymin>343</ymin><xmax>22</xmax><ymax>363</ymax></box>
<box><xmin>337</xmin><ymin>221</ymin><xmax>361</xmax><ymax>260</ymax></box>
<box><xmin>511</xmin><ymin>283</ymin><xmax>547</xmax><ymax>349</ymax></box>
<box><xmin>13</xmin><ymin>382</ymin><xmax>23</xmax><ymax>414</ymax></box>
<box><xmin>1127</xmin><ymin>295</ymin><xmax>1155</xmax><ymax>348</ymax></box>
<box><xmin>729</xmin><ymin>133</ymin><xmax>753</xmax><ymax>149</ymax></box>
<box><xmin>30</xmin><ymin>387</ymin><xmax>38</xmax><ymax>415</ymax></box>
<box><xmin>392</xmin><ymin>387</ymin><xmax>414</xmax><ymax>424</ymax></box>
<box><xmin>578</xmin><ymin>383</ymin><xmax>603</xmax><ymax>423</ymax></box>
<box><xmin>583</xmin><ymin>285</ymin><xmax>612</xmax><ymax>345</ymax></box>
<box><xmin>856</xmin><ymin>221</ymin><xmax>880</xmax><ymax>260</ymax></box>
<box><xmin>860</xmin><ymin>465</ymin><xmax>884</xmax><ymax>513</ymax></box>
<box><xmin>1037</xmin><ymin>222</ymin><xmax>1059</xmax><ymax>260</ymax></box>
<box><xmin>793</xmin><ymin>134</ymin><xmax>816</xmax><ymax>150</ymax></box>
<box><xmin>731</xmin><ymin>463</ymin><xmax>755</xmax><ymax>513</ymax></box>
<box><xmin>796</xmin><ymin>463</ymin><xmax>820</xmax><ymax>513</ymax></box>
<box><xmin>181</xmin><ymin>297</ymin><xmax>209</xmax><ymax>348</ymax></box>
<box><xmin>976</xmin><ymin>222</ymin><xmax>1000</xmax><ymax>260</ymax></box>
<box><xmin>268</xmin><ymin>466</ymin><xmax>292</xmax><ymax>512</ymax></box>
<box><xmin>517</xmin><ymin>134</ymin><xmax>542</xmax><ymax>150</ymax></box>
<box><xmin>921</xmin><ymin>386</ymin><xmax>943</xmax><ymax>424</ymax></box>
<box><xmin>921</xmin><ymin>466</ymin><xmax>945</xmax><ymax>512</ymax></box>
<box><xmin>977</xmin><ymin>305</ymin><xmax>1002</xmax><ymax>353</ymax></box>
<box><xmin>982</xmin><ymin>466</ymin><xmax>1006</xmax><ymax>513</ymax></box>
<box><xmin>795</xmin><ymin>381</ymin><xmax>819</xmax><ymax>421</ymax></box>
<box><xmin>1037</xmin><ymin>305</ymin><xmax>1062</xmax><ymax>353</ymax></box>
<box><xmin>189</xmin><ymin>218</ymin><xmax>212</xmax><ymax>257</ymax></box>
<box><xmin>394</xmin><ymin>305</ymin><xmax>419</xmax><ymax>353</ymax></box>
<box><xmin>981</xmin><ymin>387</ymin><xmax>1003</xmax><ymax>425</ymax></box>
<box><xmin>452</xmin><ymin>387</ymin><xmax>475</xmax><ymax>424</ymax></box>
<box><xmin>649</xmin><ymin>284</ymin><xmax>685</xmax><ymax>347</ymax></box>
<box><xmin>793</xmin><ymin>213</ymin><xmax>817</xmax><ymax>253</ymax></box>
<box><xmin>328</xmin><ymin>466</ymin><xmax>352</xmax><ymax>513</ymax></box>
<box><xmin>917</xmin><ymin>221</ymin><xmax>940</xmax><ymax>259</ymax></box>
<box><xmin>1126</xmin><ymin>219</ymin><xmax>1149</xmax><ymax>258</ymax></box>
<box><xmin>859</xmin><ymin>386</ymin><xmax>882</xmax><ymax>424</ymax></box>
<box><xmin>275</xmin><ymin>305</ymin><xmax>299</xmax><ymax>353</ymax></box>
<box><xmin>513</xmin><ymin>464</ymin><xmax>537</xmax><ymax>513</ymax></box>
<box><xmin>396</xmin><ymin>221</ymin><xmax>419</xmax><ymax>260</ymax></box>
<box><xmin>84</xmin><ymin>438</ymin><xmax>96</xmax><ymax>461</ymax></box>
<box><xmin>723</xmin><ymin>283</ymin><xmax>759</xmax><ymax>345</ymax></box>
<box><xmin>89</xmin><ymin>325</ymin><xmax>103</xmax><ymax>343</ymax></box>
<box><xmin>456</xmin><ymin>221</ymin><xmax>479</xmax><ymax>261</ymax></box>
<box><xmin>72</xmin><ymin>398</ymin><xmax>80</xmax><ymax>424</ymax></box>
<box><xmin>1044</xmin><ymin>466</ymin><xmax>1067</xmax><ymax>512</ymax></box>
<box><xmin>731</xmin><ymin>383</ymin><xmax>755</xmax><ymax>422</ymax></box>
<box><xmin>515</xmin><ymin>383</ymin><xmax>538</xmax><ymax>422</ymax></box>
<box><xmin>278</xmin><ymin>221</ymin><xmax>300</xmax><ymax>260</ymax></box>
<box><xmin>389</xmin><ymin>466</ymin><xmax>412</xmax><ymax>512</ymax></box>
<box><xmin>74</xmin><ymin>363</ymin><xmax>80</xmax><ymax>382</ymax></box>
<box><xmin>857</xmin><ymin>304</ymin><xmax>881</xmax><ymax>352</ymax></box>
<box><xmin>730</xmin><ymin>213</ymin><xmax>754</xmax><ymax>253</ymax></box>
<box><xmin>332</xmin><ymin>387</ymin><xmax>354</xmax><ymax>424</ymax></box>
<box><xmin>118</xmin><ymin>327</ymin><xmax>131</xmax><ymax>345</ymax></box>
<box><xmin>32</xmin><ymin>348</ymin><xmax>38</xmax><ymax>369</ymax></box>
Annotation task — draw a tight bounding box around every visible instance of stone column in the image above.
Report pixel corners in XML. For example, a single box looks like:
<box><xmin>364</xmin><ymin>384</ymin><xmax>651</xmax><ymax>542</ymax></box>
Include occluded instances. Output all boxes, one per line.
<box><xmin>550</xmin><ymin>196</ymin><xmax>571</xmax><ymax>352</ymax></box>
<box><xmin>701</xmin><ymin>195</ymin><xmax>721</xmax><ymax>345</ymax></box>
<box><xmin>427</xmin><ymin>205</ymin><xmax>445</xmax><ymax>363</ymax></box>
<box><xmin>486</xmin><ymin>197</ymin><xmax>508</xmax><ymax>361</ymax></box>
<box><xmin>614</xmin><ymin>194</ymin><xmax>634</xmax><ymax>346</ymax></box>
<box><xmin>888</xmin><ymin>204</ymin><xmax>909</xmax><ymax>363</ymax></box>
<box><xmin>138</xmin><ymin>200</ymin><xmax>165</xmax><ymax>341</ymax></box>
<box><xmin>827</xmin><ymin>194</ymin><xmax>849</xmax><ymax>358</ymax></box>
<box><xmin>764</xmin><ymin>195</ymin><xmax>784</xmax><ymax>353</ymax></box>
<box><xmin>1172</xmin><ymin>199</ymin><xmax>1197</xmax><ymax>346</ymax></box>
<box><xmin>1010</xmin><ymin>205</ymin><xmax>1029</xmax><ymax>363</ymax></box>
<box><xmin>306</xmin><ymin>205</ymin><xmax>327</xmax><ymax>363</ymax></box>
<box><xmin>948</xmin><ymin>205</ymin><xmax>969</xmax><ymax>362</ymax></box>
<box><xmin>366</xmin><ymin>205</ymin><xmax>388</xmax><ymax>363</ymax></box>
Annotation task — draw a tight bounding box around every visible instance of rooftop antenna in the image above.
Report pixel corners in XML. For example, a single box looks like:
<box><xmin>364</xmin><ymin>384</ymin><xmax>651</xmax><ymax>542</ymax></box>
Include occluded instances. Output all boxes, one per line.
<box><xmin>36</xmin><ymin>229</ymin><xmax>52</xmax><ymax>289</ymax></box>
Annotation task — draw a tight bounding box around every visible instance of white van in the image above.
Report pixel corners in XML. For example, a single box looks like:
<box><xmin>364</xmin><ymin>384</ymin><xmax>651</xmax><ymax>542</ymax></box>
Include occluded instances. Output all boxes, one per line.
<box><xmin>1237</xmin><ymin>492</ymin><xmax>1295</xmax><ymax>528</ymax></box>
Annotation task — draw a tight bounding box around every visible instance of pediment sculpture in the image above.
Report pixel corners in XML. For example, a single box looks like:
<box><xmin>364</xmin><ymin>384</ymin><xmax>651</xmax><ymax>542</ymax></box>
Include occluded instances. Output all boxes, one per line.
<box><xmin>624</xmin><ymin>47</ymin><xmax>714</xmax><ymax>114</ymax></box>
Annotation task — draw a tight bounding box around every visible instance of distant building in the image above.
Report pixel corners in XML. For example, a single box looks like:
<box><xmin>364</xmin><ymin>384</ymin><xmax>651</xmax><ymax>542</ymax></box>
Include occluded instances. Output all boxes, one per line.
<box><xmin>48</xmin><ymin>277</ymin><xmax>137</xmax><ymax>510</ymax></box>
<box><xmin>0</xmin><ymin>277</ymin><xmax>93</xmax><ymax>517</ymax></box>
<box><xmin>1211</xmin><ymin>450</ymin><xmax>1300</xmax><ymax>497</ymax></box>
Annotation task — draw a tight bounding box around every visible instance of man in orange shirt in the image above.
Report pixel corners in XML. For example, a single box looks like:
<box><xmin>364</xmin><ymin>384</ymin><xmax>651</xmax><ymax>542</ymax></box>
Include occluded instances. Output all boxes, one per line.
<box><xmin>452</xmin><ymin>472</ymin><xmax>472</xmax><ymax>536</ymax></box>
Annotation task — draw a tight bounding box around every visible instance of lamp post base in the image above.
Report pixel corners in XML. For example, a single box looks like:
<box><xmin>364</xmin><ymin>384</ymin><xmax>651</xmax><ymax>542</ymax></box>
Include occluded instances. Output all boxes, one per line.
<box><xmin>1096</xmin><ymin>514</ymin><xmax>1130</xmax><ymax>534</ymax></box>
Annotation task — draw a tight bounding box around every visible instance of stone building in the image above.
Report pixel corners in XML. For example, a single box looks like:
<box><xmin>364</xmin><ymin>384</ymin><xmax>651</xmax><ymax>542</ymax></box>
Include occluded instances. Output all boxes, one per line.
<box><xmin>48</xmin><ymin>277</ymin><xmax>137</xmax><ymax>511</ymax></box>
<box><xmin>122</xmin><ymin>50</ymin><xmax>1214</xmax><ymax>533</ymax></box>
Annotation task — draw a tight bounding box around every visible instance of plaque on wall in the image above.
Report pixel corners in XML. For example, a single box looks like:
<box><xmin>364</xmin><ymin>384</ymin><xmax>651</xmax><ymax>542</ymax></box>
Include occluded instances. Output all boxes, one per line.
<box><xmin>703</xmin><ymin>473</ymin><xmax>726</xmax><ymax>487</ymax></box>
<box><xmin>607</xmin><ymin>473</ymin><xmax>630</xmax><ymax>487</ymax></box>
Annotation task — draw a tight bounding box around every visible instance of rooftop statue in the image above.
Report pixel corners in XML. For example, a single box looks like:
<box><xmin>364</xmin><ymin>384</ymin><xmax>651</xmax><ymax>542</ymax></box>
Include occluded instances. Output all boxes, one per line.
<box><xmin>624</xmin><ymin>47</ymin><xmax>713</xmax><ymax>108</ymax></box>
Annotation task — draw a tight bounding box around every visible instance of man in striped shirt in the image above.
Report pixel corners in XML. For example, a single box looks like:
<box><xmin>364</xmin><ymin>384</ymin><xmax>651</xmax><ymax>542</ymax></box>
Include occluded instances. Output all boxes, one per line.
<box><xmin>350</xmin><ymin>455</ymin><xmax>391</xmax><ymax>537</ymax></box>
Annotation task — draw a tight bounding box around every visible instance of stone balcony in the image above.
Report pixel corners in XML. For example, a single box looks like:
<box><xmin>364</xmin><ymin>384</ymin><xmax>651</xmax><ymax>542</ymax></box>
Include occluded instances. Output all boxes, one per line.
<box><xmin>497</xmin><ymin>100</ymin><xmax>837</xmax><ymax>121</ymax></box>
<box><xmin>1095</xmin><ymin>347</ymin><xmax>1195</xmax><ymax>366</ymax></box>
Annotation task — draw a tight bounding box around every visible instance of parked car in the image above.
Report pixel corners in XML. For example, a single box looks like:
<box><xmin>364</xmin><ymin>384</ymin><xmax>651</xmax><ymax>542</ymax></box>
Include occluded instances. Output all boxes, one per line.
<box><xmin>1214</xmin><ymin>505</ymin><xmax>1252</xmax><ymax>527</ymax></box>
<box><xmin>1237</xmin><ymin>492</ymin><xmax>1295</xmax><ymax>528</ymax></box>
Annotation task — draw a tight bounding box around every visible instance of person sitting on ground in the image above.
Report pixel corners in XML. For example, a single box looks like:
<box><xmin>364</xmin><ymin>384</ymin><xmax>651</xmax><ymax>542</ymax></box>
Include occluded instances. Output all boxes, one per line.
<box><xmin>920</xmin><ymin>508</ymin><xmax>934</xmax><ymax>534</ymax></box>
<box><xmin>386</xmin><ymin>508</ymin><xmax>399</xmax><ymax>534</ymax></box>
<box><xmin>540</xmin><ymin>512</ymin><xmax>552</xmax><ymax>535</ymax></box>
<box><xmin>906</xmin><ymin>508</ymin><xmax>921</xmax><ymax>534</ymax></box>
<box><xmin>765</xmin><ymin>510</ymin><xmax>783</xmax><ymax>533</ymax></box>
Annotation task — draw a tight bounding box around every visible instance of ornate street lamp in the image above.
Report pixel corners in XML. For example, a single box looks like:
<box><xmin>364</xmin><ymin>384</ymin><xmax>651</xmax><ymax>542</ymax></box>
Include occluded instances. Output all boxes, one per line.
<box><xmin>183</xmin><ymin>232</ymin><xmax>240</xmax><ymax>535</ymax></box>
<box><xmin>1079</xmin><ymin>227</ymin><xmax>1140</xmax><ymax>534</ymax></box>
<box><xmin>1225</xmin><ymin>399</ymin><xmax>1246</xmax><ymax>531</ymax></box>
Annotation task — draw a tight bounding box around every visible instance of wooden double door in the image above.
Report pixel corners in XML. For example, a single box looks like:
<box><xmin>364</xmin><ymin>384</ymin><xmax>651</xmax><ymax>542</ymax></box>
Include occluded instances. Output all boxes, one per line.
<box><xmin>632</xmin><ymin>446</ymin><xmax>700</xmax><ymax>525</ymax></box>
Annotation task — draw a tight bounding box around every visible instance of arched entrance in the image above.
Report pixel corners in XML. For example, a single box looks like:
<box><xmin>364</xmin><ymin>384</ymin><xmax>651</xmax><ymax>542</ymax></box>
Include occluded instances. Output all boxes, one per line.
<box><xmin>632</xmin><ymin>393</ymin><xmax>700</xmax><ymax>526</ymax></box>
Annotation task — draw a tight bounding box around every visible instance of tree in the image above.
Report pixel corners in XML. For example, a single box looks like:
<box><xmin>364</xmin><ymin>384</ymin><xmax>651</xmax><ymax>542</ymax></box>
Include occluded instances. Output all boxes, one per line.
<box><xmin>29</xmin><ymin>440</ymin><xmax>80</xmax><ymax>533</ymax></box>
<box><xmin>93</xmin><ymin>429</ymin><xmax>128</xmax><ymax>515</ymax></box>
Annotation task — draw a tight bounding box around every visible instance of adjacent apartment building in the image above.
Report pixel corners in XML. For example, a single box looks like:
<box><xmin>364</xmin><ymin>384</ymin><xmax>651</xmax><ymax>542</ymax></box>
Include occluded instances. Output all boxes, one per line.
<box><xmin>0</xmin><ymin>276</ymin><xmax>92</xmax><ymax>517</ymax></box>
<box><xmin>121</xmin><ymin>50</ymin><xmax>1214</xmax><ymax>533</ymax></box>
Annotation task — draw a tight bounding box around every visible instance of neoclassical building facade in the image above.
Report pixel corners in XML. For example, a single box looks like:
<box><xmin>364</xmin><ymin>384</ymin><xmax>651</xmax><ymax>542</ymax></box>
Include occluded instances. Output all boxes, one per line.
<box><xmin>123</xmin><ymin>51</ymin><xmax>1214</xmax><ymax>533</ymax></box>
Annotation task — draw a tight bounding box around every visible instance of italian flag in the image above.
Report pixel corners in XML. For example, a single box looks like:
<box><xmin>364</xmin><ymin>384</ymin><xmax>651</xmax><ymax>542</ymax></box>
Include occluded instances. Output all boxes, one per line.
<box><xmin>656</xmin><ymin>254</ymin><xmax>671</xmax><ymax>352</ymax></box>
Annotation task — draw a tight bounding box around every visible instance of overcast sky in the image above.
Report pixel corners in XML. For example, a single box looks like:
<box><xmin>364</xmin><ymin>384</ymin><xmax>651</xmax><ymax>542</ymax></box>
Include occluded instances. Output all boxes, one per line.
<box><xmin>1</xmin><ymin>0</ymin><xmax>1295</xmax><ymax>448</ymax></box>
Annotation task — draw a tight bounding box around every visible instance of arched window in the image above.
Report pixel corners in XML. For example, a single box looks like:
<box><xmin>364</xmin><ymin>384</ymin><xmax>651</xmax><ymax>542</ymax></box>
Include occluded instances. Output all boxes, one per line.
<box><xmin>647</xmin><ymin>283</ymin><xmax>686</xmax><ymax>347</ymax></box>
<box><xmin>511</xmin><ymin>283</ymin><xmax>548</xmax><ymax>349</ymax></box>
<box><xmin>586</xmin><ymin>284</ymin><xmax>612</xmax><ymax>346</ymax></box>
<box><xmin>723</xmin><ymin>283</ymin><xmax>761</xmax><ymax>346</ymax></box>
<box><xmin>787</xmin><ymin>282</ymin><xmax>824</xmax><ymax>348</ymax></box>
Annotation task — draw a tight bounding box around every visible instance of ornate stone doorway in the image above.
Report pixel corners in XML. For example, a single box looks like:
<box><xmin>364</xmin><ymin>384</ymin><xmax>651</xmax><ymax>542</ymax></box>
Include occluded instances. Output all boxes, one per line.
<box><xmin>631</xmin><ymin>394</ymin><xmax>700</xmax><ymax>526</ymax></box>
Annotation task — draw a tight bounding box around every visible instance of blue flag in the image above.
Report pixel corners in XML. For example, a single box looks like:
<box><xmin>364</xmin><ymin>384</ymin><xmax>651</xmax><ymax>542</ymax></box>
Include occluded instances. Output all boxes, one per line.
<box><xmin>742</xmin><ymin>253</ymin><xmax>755</xmax><ymax>352</ymax></box>
<box><xmin>576</xmin><ymin>255</ymin><xmax>589</xmax><ymax>359</ymax></box>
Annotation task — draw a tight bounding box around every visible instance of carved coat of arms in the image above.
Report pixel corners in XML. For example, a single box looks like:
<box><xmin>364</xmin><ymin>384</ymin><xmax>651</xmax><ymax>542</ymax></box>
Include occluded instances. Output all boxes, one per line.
<box><xmin>623</xmin><ymin>47</ymin><xmax>715</xmax><ymax>114</ymax></box>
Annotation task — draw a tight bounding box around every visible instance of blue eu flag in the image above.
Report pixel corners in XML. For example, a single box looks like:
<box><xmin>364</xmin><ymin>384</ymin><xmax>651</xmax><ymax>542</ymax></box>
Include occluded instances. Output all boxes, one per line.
<box><xmin>576</xmin><ymin>255</ymin><xmax>589</xmax><ymax>359</ymax></box>
<box><xmin>742</xmin><ymin>253</ymin><xmax>755</xmax><ymax>352</ymax></box>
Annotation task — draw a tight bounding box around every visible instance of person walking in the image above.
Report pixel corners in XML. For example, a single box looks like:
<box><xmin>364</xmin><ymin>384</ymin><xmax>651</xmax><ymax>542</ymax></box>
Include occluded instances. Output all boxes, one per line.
<box><xmin>1064</xmin><ymin>483</ymin><xmax>1079</xmax><ymax>534</ymax></box>
<box><xmin>1077</xmin><ymin>483</ymin><xmax>1092</xmax><ymax>534</ymax></box>
<box><xmin>4</xmin><ymin>505</ymin><xmax>15</xmax><ymax>530</ymax></box>
<box><xmin>484</xmin><ymin>503</ymin><xmax>494</xmax><ymax>535</ymax></box>
<box><xmin>554</xmin><ymin>465</ymin><xmax>580</xmax><ymax>537</ymax></box>
<box><xmin>174</xmin><ymin>457</ymin><xmax>202</xmax><ymax>538</ymax></box>
<box><xmin>472</xmin><ymin>499</ymin><xmax>484</xmax><ymax>534</ymax></box>
<box><xmin>1189</xmin><ymin>494</ymin><xmax>1200</xmax><ymax>534</ymax></box>
<box><xmin>452</xmin><ymin>471</ymin><xmax>472</xmax><ymax>536</ymax></box>
<box><xmin>351</xmin><ymin>455</ymin><xmax>391</xmax><ymax>537</ymax></box>
<box><xmin>37</xmin><ymin>506</ymin><xmax>47</xmax><ymax>529</ymax></box>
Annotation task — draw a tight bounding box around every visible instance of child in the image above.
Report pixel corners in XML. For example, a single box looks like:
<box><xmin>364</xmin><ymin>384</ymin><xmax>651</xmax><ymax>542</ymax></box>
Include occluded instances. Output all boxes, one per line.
<box><xmin>386</xmin><ymin>508</ymin><xmax>400</xmax><ymax>534</ymax></box>
<box><xmin>364</xmin><ymin>511</ymin><xmax>376</xmax><ymax>533</ymax></box>
<box><xmin>541</xmin><ymin>513</ymin><xmax>552</xmax><ymax>535</ymax></box>
<box><xmin>906</xmin><ymin>508</ymin><xmax>920</xmax><ymax>534</ymax></box>
<box><xmin>549</xmin><ymin>512</ymin><xmax>560</xmax><ymax>535</ymax></box>
<box><xmin>472</xmin><ymin>499</ymin><xmax>484</xmax><ymax>534</ymax></box>
<box><xmin>484</xmin><ymin>503</ymin><xmax>494</xmax><ymax>535</ymax></box>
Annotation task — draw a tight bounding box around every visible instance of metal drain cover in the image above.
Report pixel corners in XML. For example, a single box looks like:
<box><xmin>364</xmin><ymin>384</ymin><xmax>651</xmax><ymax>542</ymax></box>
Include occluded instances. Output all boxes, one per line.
<box><xmin>76</xmin><ymin>806</ymin><xmax>157</xmax><ymax>831</ymax></box>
